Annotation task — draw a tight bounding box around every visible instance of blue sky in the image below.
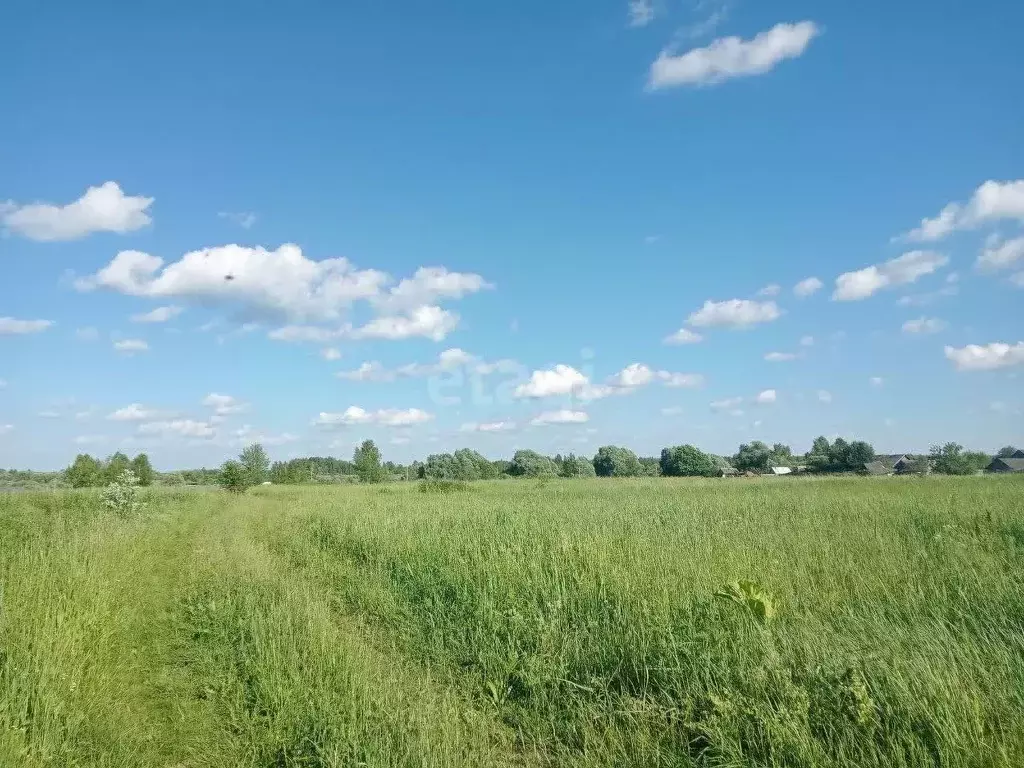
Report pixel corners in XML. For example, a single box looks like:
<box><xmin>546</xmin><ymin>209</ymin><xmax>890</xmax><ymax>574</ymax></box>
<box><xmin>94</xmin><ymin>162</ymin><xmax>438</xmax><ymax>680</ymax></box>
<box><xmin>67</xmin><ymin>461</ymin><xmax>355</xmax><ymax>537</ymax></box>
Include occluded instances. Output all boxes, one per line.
<box><xmin>1</xmin><ymin>0</ymin><xmax>1022</xmax><ymax>470</ymax></box>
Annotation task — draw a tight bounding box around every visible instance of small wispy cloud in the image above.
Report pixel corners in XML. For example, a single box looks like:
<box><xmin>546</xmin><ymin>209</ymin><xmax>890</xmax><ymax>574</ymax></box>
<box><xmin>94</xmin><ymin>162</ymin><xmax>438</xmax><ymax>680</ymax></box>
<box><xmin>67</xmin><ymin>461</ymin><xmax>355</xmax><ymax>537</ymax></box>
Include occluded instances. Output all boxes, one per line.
<box><xmin>218</xmin><ymin>211</ymin><xmax>257</xmax><ymax>229</ymax></box>
<box><xmin>628</xmin><ymin>0</ymin><xmax>655</xmax><ymax>28</ymax></box>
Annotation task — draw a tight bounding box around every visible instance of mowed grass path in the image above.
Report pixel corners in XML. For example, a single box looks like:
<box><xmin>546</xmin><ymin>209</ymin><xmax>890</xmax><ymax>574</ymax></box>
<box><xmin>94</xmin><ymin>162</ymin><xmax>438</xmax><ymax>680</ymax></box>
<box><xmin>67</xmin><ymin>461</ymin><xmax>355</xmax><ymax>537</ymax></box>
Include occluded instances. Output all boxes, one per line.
<box><xmin>1</xmin><ymin>477</ymin><xmax>1023</xmax><ymax>766</ymax></box>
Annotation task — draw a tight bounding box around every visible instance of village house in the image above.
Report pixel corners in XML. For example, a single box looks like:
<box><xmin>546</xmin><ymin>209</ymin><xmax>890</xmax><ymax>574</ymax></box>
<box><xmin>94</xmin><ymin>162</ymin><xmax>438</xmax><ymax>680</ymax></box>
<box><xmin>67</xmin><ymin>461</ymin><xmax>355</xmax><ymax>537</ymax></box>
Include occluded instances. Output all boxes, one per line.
<box><xmin>862</xmin><ymin>454</ymin><xmax>922</xmax><ymax>475</ymax></box>
<box><xmin>986</xmin><ymin>457</ymin><xmax>1024</xmax><ymax>474</ymax></box>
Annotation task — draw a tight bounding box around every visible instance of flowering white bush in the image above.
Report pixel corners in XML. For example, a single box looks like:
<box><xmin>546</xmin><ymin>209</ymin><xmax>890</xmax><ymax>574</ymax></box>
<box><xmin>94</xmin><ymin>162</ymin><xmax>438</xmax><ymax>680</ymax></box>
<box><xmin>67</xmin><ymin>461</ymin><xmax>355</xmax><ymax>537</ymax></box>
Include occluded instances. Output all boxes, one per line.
<box><xmin>101</xmin><ymin>469</ymin><xmax>146</xmax><ymax>518</ymax></box>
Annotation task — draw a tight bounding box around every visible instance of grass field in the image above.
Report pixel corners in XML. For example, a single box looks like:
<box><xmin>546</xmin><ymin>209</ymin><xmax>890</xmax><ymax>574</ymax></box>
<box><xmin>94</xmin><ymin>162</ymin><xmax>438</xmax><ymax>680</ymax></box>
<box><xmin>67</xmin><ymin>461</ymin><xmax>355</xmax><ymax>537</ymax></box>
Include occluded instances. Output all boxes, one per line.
<box><xmin>1</xmin><ymin>476</ymin><xmax>1023</xmax><ymax>767</ymax></box>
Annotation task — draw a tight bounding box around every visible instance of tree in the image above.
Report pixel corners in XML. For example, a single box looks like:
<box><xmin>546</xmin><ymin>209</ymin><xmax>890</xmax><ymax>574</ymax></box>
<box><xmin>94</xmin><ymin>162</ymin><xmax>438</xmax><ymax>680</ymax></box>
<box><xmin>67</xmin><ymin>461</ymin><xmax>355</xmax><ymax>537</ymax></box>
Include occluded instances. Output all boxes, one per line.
<box><xmin>638</xmin><ymin>457</ymin><xmax>661</xmax><ymax>477</ymax></box>
<box><xmin>771</xmin><ymin>443</ymin><xmax>793</xmax><ymax>465</ymax></box>
<box><xmin>964</xmin><ymin>451</ymin><xmax>991</xmax><ymax>473</ymax></box>
<box><xmin>823</xmin><ymin>438</ymin><xmax>875</xmax><ymax>472</ymax></box>
<box><xmin>997</xmin><ymin>445</ymin><xmax>1020</xmax><ymax>458</ymax></box>
<box><xmin>129</xmin><ymin>453</ymin><xmax>155</xmax><ymax>486</ymax></box>
<box><xmin>811</xmin><ymin>436</ymin><xmax>831</xmax><ymax>457</ymax></box>
<box><xmin>103</xmin><ymin>452</ymin><xmax>131</xmax><ymax>485</ymax></box>
<box><xmin>240</xmin><ymin>443</ymin><xmax>270</xmax><ymax>485</ymax></box>
<box><xmin>423</xmin><ymin>453</ymin><xmax>456</xmax><ymax>480</ymax></box>
<box><xmin>509</xmin><ymin>449</ymin><xmax>557</xmax><ymax>478</ymax></box>
<box><xmin>592</xmin><ymin>446</ymin><xmax>642</xmax><ymax>477</ymax></box>
<box><xmin>929</xmin><ymin>443</ymin><xmax>986</xmax><ymax>475</ymax></box>
<box><xmin>66</xmin><ymin>453</ymin><xmax>102</xmax><ymax>488</ymax></box>
<box><xmin>454</xmin><ymin>448</ymin><xmax>495</xmax><ymax>480</ymax></box>
<box><xmin>733</xmin><ymin>441</ymin><xmax>773</xmax><ymax>473</ymax></box>
<box><xmin>844</xmin><ymin>441</ymin><xmax>875</xmax><ymax>469</ymax></box>
<box><xmin>660</xmin><ymin>445</ymin><xmax>718</xmax><ymax>477</ymax></box>
<box><xmin>218</xmin><ymin>460</ymin><xmax>250</xmax><ymax>493</ymax></box>
<box><xmin>561</xmin><ymin>453</ymin><xmax>597</xmax><ymax>478</ymax></box>
<box><xmin>806</xmin><ymin>436</ymin><xmax>833</xmax><ymax>472</ymax></box>
<box><xmin>353</xmin><ymin>440</ymin><xmax>386</xmax><ymax>483</ymax></box>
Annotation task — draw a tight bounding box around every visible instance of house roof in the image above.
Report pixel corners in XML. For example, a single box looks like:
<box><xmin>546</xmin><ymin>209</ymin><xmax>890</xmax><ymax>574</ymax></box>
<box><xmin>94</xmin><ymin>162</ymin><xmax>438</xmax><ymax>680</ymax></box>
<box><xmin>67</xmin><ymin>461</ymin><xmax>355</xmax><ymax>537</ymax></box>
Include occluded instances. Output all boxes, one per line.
<box><xmin>863</xmin><ymin>461</ymin><xmax>891</xmax><ymax>475</ymax></box>
<box><xmin>874</xmin><ymin>454</ymin><xmax>909</xmax><ymax>468</ymax></box>
<box><xmin>989</xmin><ymin>457</ymin><xmax>1024</xmax><ymax>472</ymax></box>
<box><xmin>770</xmin><ymin>466</ymin><xmax>792</xmax><ymax>475</ymax></box>
<box><xmin>1013</xmin><ymin>449</ymin><xmax>1024</xmax><ymax>459</ymax></box>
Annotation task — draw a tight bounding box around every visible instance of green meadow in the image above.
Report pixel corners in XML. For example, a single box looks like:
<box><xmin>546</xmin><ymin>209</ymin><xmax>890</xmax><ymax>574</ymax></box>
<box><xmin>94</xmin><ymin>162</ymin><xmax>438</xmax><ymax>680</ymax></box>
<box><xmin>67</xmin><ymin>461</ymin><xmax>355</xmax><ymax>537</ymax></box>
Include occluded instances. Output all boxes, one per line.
<box><xmin>2</xmin><ymin>476</ymin><xmax>1023</xmax><ymax>767</ymax></box>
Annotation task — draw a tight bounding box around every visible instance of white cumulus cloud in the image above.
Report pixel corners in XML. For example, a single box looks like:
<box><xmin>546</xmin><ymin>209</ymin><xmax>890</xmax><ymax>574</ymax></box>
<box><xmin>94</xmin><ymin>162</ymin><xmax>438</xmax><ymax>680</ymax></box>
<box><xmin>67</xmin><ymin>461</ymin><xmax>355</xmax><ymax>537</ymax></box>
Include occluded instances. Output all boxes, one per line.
<box><xmin>757</xmin><ymin>283</ymin><xmax>781</xmax><ymax>297</ymax></box>
<box><xmin>664</xmin><ymin>327</ymin><xmax>703</xmax><ymax>344</ymax></box>
<box><xmin>321</xmin><ymin>347</ymin><xmax>342</xmax><ymax>361</ymax></box>
<box><xmin>0</xmin><ymin>317</ymin><xmax>53</xmax><ymax>335</ymax></box>
<box><xmin>461</xmin><ymin>420</ymin><xmax>517</xmax><ymax>432</ymax></box>
<box><xmin>131</xmin><ymin>305</ymin><xmax>183</xmax><ymax>323</ymax></box>
<box><xmin>833</xmin><ymin>251</ymin><xmax>948</xmax><ymax>301</ymax></box>
<box><xmin>764</xmin><ymin>351</ymin><xmax>798</xmax><ymax>362</ymax></box>
<box><xmin>515</xmin><ymin>365</ymin><xmax>589</xmax><ymax>399</ymax></box>
<box><xmin>108</xmin><ymin>403</ymin><xmax>160</xmax><ymax>421</ymax></box>
<box><xmin>977</xmin><ymin>236</ymin><xmax>1024</xmax><ymax>272</ymax></box>
<box><xmin>756</xmin><ymin>389</ymin><xmax>777</xmax><ymax>404</ymax></box>
<box><xmin>347</xmin><ymin>305</ymin><xmax>459</xmax><ymax>342</ymax></box>
<box><xmin>373</xmin><ymin>267</ymin><xmax>492</xmax><ymax>315</ymax></box>
<box><xmin>113</xmin><ymin>339</ymin><xmax>148</xmax><ymax>354</ymax></box>
<box><xmin>77</xmin><ymin>244</ymin><xmax>390</xmax><ymax>323</ymax></box>
<box><xmin>138</xmin><ymin>419</ymin><xmax>216</xmax><ymax>439</ymax></box>
<box><xmin>944</xmin><ymin>342</ymin><xmax>1024</xmax><ymax>371</ymax></box>
<box><xmin>339</xmin><ymin>348</ymin><xmax>488</xmax><ymax>382</ymax></box>
<box><xmin>648</xmin><ymin>21</ymin><xmax>819</xmax><ymax>89</ymax></box>
<box><xmin>657</xmin><ymin>371</ymin><xmax>704</xmax><ymax>388</ymax></box>
<box><xmin>313</xmin><ymin>407</ymin><xmax>433</xmax><ymax>428</ymax></box>
<box><xmin>793</xmin><ymin>276</ymin><xmax>823</xmax><ymax>297</ymax></box>
<box><xmin>1</xmin><ymin>182</ymin><xmax>153</xmax><ymax>241</ymax></box>
<box><xmin>336</xmin><ymin>361</ymin><xmax>395</xmax><ymax>382</ymax></box>
<box><xmin>903</xmin><ymin>179</ymin><xmax>1024</xmax><ymax>241</ymax></box>
<box><xmin>531</xmin><ymin>410</ymin><xmax>589</xmax><ymax>426</ymax></box>
<box><xmin>203</xmin><ymin>393</ymin><xmax>247</xmax><ymax>416</ymax></box>
<box><xmin>608</xmin><ymin>362</ymin><xmax>656</xmax><ymax>388</ymax></box>
<box><xmin>687</xmin><ymin>299</ymin><xmax>782</xmax><ymax>328</ymax></box>
<box><xmin>902</xmin><ymin>316</ymin><xmax>946</xmax><ymax>335</ymax></box>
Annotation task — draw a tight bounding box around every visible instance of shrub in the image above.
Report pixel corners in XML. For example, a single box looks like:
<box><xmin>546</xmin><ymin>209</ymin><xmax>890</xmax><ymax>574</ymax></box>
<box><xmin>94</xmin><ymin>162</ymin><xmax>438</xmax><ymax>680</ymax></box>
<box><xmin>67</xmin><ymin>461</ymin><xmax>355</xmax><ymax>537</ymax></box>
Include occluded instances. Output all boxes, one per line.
<box><xmin>101</xmin><ymin>469</ymin><xmax>146</xmax><ymax>518</ymax></box>
<box><xmin>218</xmin><ymin>460</ymin><xmax>250</xmax><ymax>493</ymax></box>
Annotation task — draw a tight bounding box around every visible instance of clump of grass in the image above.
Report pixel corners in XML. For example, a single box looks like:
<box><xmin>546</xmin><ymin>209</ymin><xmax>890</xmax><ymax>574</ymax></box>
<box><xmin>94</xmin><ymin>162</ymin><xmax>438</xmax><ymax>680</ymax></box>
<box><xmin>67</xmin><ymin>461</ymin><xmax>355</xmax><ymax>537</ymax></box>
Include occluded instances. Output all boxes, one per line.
<box><xmin>418</xmin><ymin>479</ymin><xmax>473</xmax><ymax>493</ymax></box>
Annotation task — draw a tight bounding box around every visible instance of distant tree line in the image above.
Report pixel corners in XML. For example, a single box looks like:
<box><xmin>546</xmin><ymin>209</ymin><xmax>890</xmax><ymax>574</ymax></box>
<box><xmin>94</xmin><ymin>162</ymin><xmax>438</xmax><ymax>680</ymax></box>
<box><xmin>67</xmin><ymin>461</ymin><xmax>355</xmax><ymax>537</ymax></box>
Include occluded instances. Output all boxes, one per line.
<box><xmin>56</xmin><ymin>439</ymin><xmax>1020</xmax><ymax>492</ymax></box>
<box><xmin>65</xmin><ymin>452</ymin><xmax>155</xmax><ymax>488</ymax></box>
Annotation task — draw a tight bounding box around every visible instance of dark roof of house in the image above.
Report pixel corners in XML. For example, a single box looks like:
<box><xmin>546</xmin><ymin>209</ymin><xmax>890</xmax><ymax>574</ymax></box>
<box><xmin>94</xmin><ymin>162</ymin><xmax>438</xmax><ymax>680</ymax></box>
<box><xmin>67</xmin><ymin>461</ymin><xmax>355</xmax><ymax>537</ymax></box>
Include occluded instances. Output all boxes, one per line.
<box><xmin>863</xmin><ymin>461</ymin><xmax>891</xmax><ymax>476</ymax></box>
<box><xmin>874</xmin><ymin>454</ymin><xmax>909</xmax><ymax>468</ymax></box>
<box><xmin>1013</xmin><ymin>449</ymin><xmax>1024</xmax><ymax>459</ymax></box>
<box><xmin>988</xmin><ymin>457</ymin><xmax>1024</xmax><ymax>472</ymax></box>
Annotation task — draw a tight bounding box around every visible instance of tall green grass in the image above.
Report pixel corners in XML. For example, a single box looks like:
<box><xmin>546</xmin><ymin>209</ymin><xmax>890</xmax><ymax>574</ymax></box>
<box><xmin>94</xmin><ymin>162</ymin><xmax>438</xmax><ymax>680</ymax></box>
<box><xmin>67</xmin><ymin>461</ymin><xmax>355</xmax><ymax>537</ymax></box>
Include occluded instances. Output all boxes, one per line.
<box><xmin>2</xmin><ymin>477</ymin><xmax>1022</xmax><ymax>766</ymax></box>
